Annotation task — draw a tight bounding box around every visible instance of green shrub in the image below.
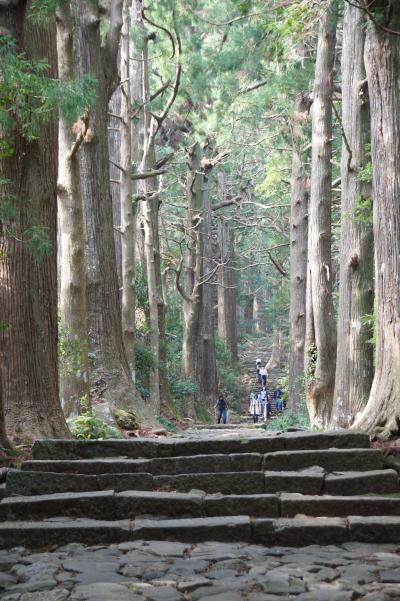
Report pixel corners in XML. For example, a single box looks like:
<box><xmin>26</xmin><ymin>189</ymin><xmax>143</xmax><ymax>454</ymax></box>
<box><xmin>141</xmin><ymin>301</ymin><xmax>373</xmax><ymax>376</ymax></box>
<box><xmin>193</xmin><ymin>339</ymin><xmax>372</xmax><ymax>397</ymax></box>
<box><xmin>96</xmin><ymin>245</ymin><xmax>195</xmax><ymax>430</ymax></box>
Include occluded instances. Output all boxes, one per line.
<box><xmin>171</xmin><ymin>377</ymin><xmax>198</xmax><ymax>399</ymax></box>
<box><xmin>68</xmin><ymin>411</ymin><xmax>123</xmax><ymax>440</ymax></box>
<box><xmin>157</xmin><ymin>416</ymin><xmax>178</xmax><ymax>432</ymax></box>
<box><xmin>258</xmin><ymin>409</ymin><xmax>310</xmax><ymax>432</ymax></box>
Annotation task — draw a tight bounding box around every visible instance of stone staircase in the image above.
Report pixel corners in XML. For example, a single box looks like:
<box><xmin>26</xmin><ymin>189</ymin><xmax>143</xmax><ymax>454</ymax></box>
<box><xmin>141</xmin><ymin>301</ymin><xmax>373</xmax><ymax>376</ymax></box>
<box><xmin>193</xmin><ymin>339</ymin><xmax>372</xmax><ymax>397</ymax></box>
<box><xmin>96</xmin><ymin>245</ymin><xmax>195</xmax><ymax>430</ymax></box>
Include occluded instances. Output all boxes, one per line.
<box><xmin>1</xmin><ymin>430</ymin><xmax>400</xmax><ymax>549</ymax></box>
<box><xmin>238</xmin><ymin>334</ymin><xmax>287</xmax><ymax>416</ymax></box>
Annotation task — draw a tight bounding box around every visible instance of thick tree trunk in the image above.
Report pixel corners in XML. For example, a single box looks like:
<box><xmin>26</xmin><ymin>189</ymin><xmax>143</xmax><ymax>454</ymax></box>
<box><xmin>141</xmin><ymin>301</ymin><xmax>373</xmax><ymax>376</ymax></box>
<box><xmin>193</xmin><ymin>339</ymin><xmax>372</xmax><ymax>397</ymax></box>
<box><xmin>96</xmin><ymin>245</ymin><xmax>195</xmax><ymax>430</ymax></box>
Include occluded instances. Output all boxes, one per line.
<box><xmin>267</xmin><ymin>328</ymin><xmax>283</xmax><ymax>369</ymax></box>
<box><xmin>119</xmin><ymin>0</ymin><xmax>136</xmax><ymax>377</ymax></box>
<box><xmin>181</xmin><ymin>143</ymin><xmax>219</xmax><ymax>412</ymax></box>
<box><xmin>0</xmin><ymin>373</ymin><xmax>10</xmax><ymax>449</ymax></box>
<box><xmin>57</xmin><ymin>1</ymin><xmax>90</xmax><ymax>418</ymax></box>
<box><xmin>288</xmin><ymin>92</ymin><xmax>311</xmax><ymax>412</ymax></box>
<box><xmin>109</xmin><ymin>90</ymin><xmax>122</xmax><ymax>288</ymax></box>
<box><xmin>353</xmin><ymin>3</ymin><xmax>400</xmax><ymax>436</ymax></box>
<box><xmin>330</xmin><ymin>4</ymin><xmax>374</xmax><ymax>429</ymax></box>
<box><xmin>0</xmin><ymin>2</ymin><xmax>69</xmax><ymax>438</ymax></box>
<box><xmin>253</xmin><ymin>289</ymin><xmax>266</xmax><ymax>335</ymax></box>
<box><xmin>244</xmin><ymin>289</ymin><xmax>254</xmax><ymax>333</ymax></box>
<box><xmin>304</xmin><ymin>0</ymin><xmax>338</xmax><ymax>428</ymax></box>
<box><xmin>182</xmin><ymin>144</ymin><xmax>202</xmax><ymax>383</ymax></box>
<box><xmin>218</xmin><ymin>220</ymin><xmax>238</xmax><ymax>359</ymax></box>
<box><xmin>199</xmin><ymin>166</ymin><xmax>218</xmax><ymax>407</ymax></box>
<box><xmin>72</xmin><ymin>0</ymin><xmax>151</xmax><ymax>422</ymax></box>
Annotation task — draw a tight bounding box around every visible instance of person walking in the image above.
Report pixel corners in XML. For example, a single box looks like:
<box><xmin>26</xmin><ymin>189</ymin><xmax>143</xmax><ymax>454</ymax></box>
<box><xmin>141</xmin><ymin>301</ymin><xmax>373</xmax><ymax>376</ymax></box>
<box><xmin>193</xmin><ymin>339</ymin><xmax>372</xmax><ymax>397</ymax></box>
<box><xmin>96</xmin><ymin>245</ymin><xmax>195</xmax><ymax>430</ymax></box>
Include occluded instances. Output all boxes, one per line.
<box><xmin>260</xmin><ymin>365</ymin><xmax>268</xmax><ymax>388</ymax></box>
<box><xmin>249</xmin><ymin>392</ymin><xmax>261</xmax><ymax>423</ymax></box>
<box><xmin>256</xmin><ymin>360</ymin><xmax>262</xmax><ymax>385</ymax></box>
<box><xmin>215</xmin><ymin>395</ymin><xmax>228</xmax><ymax>424</ymax></box>
<box><xmin>274</xmin><ymin>386</ymin><xmax>283</xmax><ymax>412</ymax></box>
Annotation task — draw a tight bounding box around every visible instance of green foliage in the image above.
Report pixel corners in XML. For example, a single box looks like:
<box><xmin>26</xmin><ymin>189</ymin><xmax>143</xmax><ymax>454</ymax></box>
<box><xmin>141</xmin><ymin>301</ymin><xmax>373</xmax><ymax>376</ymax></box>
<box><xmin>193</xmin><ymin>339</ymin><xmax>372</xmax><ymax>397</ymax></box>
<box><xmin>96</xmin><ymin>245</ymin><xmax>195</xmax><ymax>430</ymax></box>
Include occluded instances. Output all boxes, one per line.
<box><xmin>157</xmin><ymin>416</ymin><xmax>178</xmax><ymax>432</ymax></box>
<box><xmin>354</xmin><ymin>195</ymin><xmax>373</xmax><ymax>226</ymax></box>
<box><xmin>24</xmin><ymin>225</ymin><xmax>52</xmax><ymax>260</ymax></box>
<box><xmin>358</xmin><ymin>144</ymin><xmax>372</xmax><ymax>183</ymax></box>
<box><xmin>305</xmin><ymin>344</ymin><xmax>317</xmax><ymax>383</ymax></box>
<box><xmin>135</xmin><ymin>342</ymin><xmax>155</xmax><ymax>377</ymax></box>
<box><xmin>170</xmin><ymin>377</ymin><xmax>198</xmax><ymax>400</ymax></box>
<box><xmin>0</xmin><ymin>36</ymin><xmax>96</xmax><ymax>147</ymax></box>
<box><xmin>68</xmin><ymin>402</ymin><xmax>124</xmax><ymax>440</ymax></box>
<box><xmin>362</xmin><ymin>312</ymin><xmax>376</xmax><ymax>347</ymax></box>
<box><xmin>0</xmin><ymin>180</ymin><xmax>16</xmax><ymax>220</ymax></box>
<box><xmin>134</xmin><ymin>264</ymin><xmax>149</xmax><ymax>312</ymax></box>
<box><xmin>28</xmin><ymin>0</ymin><xmax>62</xmax><ymax>22</ymax></box>
<box><xmin>215</xmin><ymin>335</ymin><xmax>244</xmax><ymax>402</ymax></box>
<box><xmin>58</xmin><ymin>325</ymin><xmax>88</xmax><ymax>375</ymax></box>
<box><xmin>260</xmin><ymin>408</ymin><xmax>310</xmax><ymax>432</ymax></box>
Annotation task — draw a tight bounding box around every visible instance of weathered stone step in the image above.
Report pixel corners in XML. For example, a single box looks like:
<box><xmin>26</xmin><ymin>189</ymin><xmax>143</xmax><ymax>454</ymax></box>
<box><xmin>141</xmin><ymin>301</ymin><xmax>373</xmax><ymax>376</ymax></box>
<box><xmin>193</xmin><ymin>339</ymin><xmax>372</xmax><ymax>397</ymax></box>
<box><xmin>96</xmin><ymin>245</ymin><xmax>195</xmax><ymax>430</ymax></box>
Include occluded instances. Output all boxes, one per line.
<box><xmin>2</xmin><ymin>489</ymin><xmax>400</xmax><ymax>523</ymax></box>
<box><xmin>281</xmin><ymin>493</ymin><xmax>400</xmax><ymax>517</ymax></box>
<box><xmin>31</xmin><ymin>431</ymin><xmax>370</xmax><ymax>460</ymax></box>
<box><xmin>26</xmin><ymin>448</ymin><xmax>379</xmax><ymax>476</ymax></box>
<box><xmin>5</xmin><ymin>469</ymin><xmax>153</xmax><ymax>496</ymax></box>
<box><xmin>263</xmin><ymin>448</ymin><xmax>383</xmax><ymax>472</ymax></box>
<box><xmin>2</xmin><ymin>514</ymin><xmax>400</xmax><ymax>548</ymax></box>
<box><xmin>0</xmin><ymin>490</ymin><xmax>280</xmax><ymax>521</ymax></box>
<box><xmin>7</xmin><ymin>466</ymin><xmax>398</xmax><ymax>497</ymax></box>
<box><xmin>21</xmin><ymin>453</ymin><xmax>264</xmax><ymax>475</ymax></box>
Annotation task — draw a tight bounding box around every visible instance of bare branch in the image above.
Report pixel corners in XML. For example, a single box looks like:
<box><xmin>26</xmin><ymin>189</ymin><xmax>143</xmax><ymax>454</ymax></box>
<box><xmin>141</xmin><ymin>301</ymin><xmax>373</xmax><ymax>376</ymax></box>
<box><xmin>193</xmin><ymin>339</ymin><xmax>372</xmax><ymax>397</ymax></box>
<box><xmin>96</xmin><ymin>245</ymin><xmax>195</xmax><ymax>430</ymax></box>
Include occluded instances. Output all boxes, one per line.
<box><xmin>268</xmin><ymin>251</ymin><xmax>289</xmax><ymax>277</ymax></box>
<box><xmin>109</xmin><ymin>159</ymin><xmax>126</xmax><ymax>173</ymax></box>
<box><xmin>238</xmin><ymin>79</ymin><xmax>269</xmax><ymax>95</ymax></box>
<box><xmin>143</xmin><ymin>8</ymin><xmax>176</xmax><ymax>58</ymax></box>
<box><xmin>131</xmin><ymin>168</ymin><xmax>167</xmax><ymax>180</ymax></box>
<box><xmin>69</xmin><ymin>112</ymin><xmax>90</xmax><ymax>160</ymax></box>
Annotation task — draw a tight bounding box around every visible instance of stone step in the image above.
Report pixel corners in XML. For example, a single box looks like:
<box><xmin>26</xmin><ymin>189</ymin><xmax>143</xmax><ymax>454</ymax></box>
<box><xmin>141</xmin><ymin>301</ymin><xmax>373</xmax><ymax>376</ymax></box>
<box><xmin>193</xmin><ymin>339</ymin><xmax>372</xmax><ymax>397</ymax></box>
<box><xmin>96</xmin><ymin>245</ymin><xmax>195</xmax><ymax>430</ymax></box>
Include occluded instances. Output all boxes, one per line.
<box><xmin>2</xmin><ymin>514</ymin><xmax>400</xmax><ymax>548</ymax></box>
<box><xmin>2</xmin><ymin>489</ymin><xmax>400</xmax><ymax>523</ymax></box>
<box><xmin>25</xmin><ymin>447</ymin><xmax>379</xmax><ymax>476</ymax></box>
<box><xmin>31</xmin><ymin>431</ymin><xmax>370</xmax><ymax>460</ymax></box>
<box><xmin>263</xmin><ymin>448</ymin><xmax>383</xmax><ymax>472</ymax></box>
<box><xmin>0</xmin><ymin>490</ymin><xmax>280</xmax><ymax>521</ymax></box>
<box><xmin>8</xmin><ymin>466</ymin><xmax>397</xmax><ymax>497</ymax></box>
<box><xmin>280</xmin><ymin>493</ymin><xmax>400</xmax><ymax>517</ymax></box>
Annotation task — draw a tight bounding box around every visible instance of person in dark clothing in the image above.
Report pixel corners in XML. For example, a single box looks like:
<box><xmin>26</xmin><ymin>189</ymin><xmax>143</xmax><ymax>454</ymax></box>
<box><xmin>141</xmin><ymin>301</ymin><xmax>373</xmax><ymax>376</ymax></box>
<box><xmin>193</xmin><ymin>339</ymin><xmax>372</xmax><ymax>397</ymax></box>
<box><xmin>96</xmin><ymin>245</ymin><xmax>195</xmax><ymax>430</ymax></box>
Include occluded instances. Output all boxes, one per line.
<box><xmin>274</xmin><ymin>386</ymin><xmax>283</xmax><ymax>412</ymax></box>
<box><xmin>215</xmin><ymin>396</ymin><xmax>228</xmax><ymax>424</ymax></box>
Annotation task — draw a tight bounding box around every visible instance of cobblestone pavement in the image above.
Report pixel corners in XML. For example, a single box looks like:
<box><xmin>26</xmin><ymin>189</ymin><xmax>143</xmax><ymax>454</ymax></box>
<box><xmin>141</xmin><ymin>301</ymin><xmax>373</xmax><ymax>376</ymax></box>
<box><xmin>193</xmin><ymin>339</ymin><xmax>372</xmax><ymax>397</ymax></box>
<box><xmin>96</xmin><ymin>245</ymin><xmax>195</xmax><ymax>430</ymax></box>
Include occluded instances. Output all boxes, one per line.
<box><xmin>1</xmin><ymin>540</ymin><xmax>400</xmax><ymax>600</ymax></box>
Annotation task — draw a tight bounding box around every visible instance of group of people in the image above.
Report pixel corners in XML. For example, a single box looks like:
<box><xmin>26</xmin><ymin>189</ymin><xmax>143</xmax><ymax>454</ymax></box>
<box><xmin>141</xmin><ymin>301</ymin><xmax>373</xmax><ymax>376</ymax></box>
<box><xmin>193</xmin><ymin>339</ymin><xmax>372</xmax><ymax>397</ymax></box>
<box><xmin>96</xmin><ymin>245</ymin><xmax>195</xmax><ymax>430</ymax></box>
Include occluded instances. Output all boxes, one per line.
<box><xmin>214</xmin><ymin>357</ymin><xmax>285</xmax><ymax>425</ymax></box>
<box><xmin>248</xmin><ymin>358</ymin><xmax>284</xmax><ymax>423</ymax></box>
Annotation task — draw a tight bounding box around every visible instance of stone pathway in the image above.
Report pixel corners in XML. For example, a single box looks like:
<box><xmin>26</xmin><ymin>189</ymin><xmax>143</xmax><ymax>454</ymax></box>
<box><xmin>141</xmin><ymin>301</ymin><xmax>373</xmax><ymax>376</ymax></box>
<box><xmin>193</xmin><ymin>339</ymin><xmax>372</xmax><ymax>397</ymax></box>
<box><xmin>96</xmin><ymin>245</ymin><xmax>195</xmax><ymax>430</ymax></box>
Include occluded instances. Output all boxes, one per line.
<box><xmin>1</xmin><ymin>428</ymin><xmax>400</xmax><ymax>599</ymax></box>
<box><xmin>1</xmin><ymin>539</ymin><xmax>400</xmax><ymax>600</ymax></box>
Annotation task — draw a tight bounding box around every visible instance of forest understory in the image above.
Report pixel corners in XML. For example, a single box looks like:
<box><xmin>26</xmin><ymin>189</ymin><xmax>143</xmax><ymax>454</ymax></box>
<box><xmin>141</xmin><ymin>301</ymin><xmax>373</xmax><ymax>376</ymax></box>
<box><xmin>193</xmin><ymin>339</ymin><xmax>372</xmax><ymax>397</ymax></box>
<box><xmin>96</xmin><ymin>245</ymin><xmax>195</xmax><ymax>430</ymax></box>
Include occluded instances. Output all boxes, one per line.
<box><xmin>1</xmin><ymin>0</ymin><xmax>400</xmax><ymax>449</ymax></box>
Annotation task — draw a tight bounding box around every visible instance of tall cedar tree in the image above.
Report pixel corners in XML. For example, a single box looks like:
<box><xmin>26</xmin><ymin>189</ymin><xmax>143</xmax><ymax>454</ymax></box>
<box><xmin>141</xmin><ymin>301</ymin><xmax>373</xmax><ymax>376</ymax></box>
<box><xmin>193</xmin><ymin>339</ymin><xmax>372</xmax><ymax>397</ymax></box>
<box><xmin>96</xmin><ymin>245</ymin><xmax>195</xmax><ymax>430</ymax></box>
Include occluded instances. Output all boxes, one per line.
<box><xmin>288</xmin><ymin>92</ymin><xmax>311</xmax><ymax>412</ymax></box>
<box><xmin>353</xmin><ymin>1</ymin><xmax>400</xmax><ymax>435</ymax></box>
<box><xmin>304</xmin><ymin>0</ymin><xmax>338</xmax><ymax>427</ymax></box>
<box><xmin>70</xmin><ymin>0</ymin><xmax>153</xmax><ymax>423</ymax></box>
<box><xmin>330</xmin><ymin>3</ymin><xmax>374</xmax><ymax>428</ymax></box>
<box><xmin>0</xmin><ymin>0</ymin><xmax>69</xmax><ymax>438</ymax></box>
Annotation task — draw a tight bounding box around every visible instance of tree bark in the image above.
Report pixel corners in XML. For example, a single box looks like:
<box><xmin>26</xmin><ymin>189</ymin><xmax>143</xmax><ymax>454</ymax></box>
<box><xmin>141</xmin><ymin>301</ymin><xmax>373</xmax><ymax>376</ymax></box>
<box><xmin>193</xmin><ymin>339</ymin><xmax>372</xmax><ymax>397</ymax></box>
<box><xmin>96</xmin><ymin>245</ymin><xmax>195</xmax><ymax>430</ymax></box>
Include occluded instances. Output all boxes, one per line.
<box><xmin>244</xmin><ymin>289</ymin><xmax>254</xmax><ymax>333</ymax></box>
<box><xmin>353</xmin><ymin>2</ymin><xmax>400</xmax><ymax>436</ymax></box>
<box><xmin>119</xmin><ymin>0</ymin><xmax>136</xmax><ymax>377</ymax></box>
<box><xmin>304</xmin><ymin>0</ymin><xmax>338</xmax><ymax>428</ymax></box>
<box><xmin>267</xmin><ymin>328</ymin><xmax>283</xmax><ymax>369</ymax></box>
<box><xmin>71</xmin><ymin>0</ymin><xmax>150</xmax><ymax>421</ymax></box>
<box><xmin>330</xmin><ymin>3</ymin><xmax>374</xmax><ymax>428</ymax></box>
<box><xmin>0</xmin><ymin>372</ymin><xmax>10</xmax><ymax>449</ymax></box>
<box><xmin>218</xmin><ymin>219</ymin><xmax>238</xmax><ymax>360</ymax></box>
<box><xmin>288</xmin><ymin>92</ymin><xmax>311</xmax><ymax>412</ymax></box>
<box><xmin>253</xmin><ymin>289</ymin><xmax>266</xmax><ymax>335</ymax></box>
<box><xmin>57</xmin><ymin>0</ymin><xmax>90</xmax><ymax>418</ymax></box>
<box><xmin>181</xmin><ymin>143</ymin><xmax>202</xmax><ymax>383</ymax></box>
<box><xmin>0</xmin><ymin>1</ymin><xmax>69</xmax><ymax>438</ymax></box>
<box><xmin>199</xmin><ymin>164</ymin><xmax>218</xmax><ymax>406</ymax></box>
